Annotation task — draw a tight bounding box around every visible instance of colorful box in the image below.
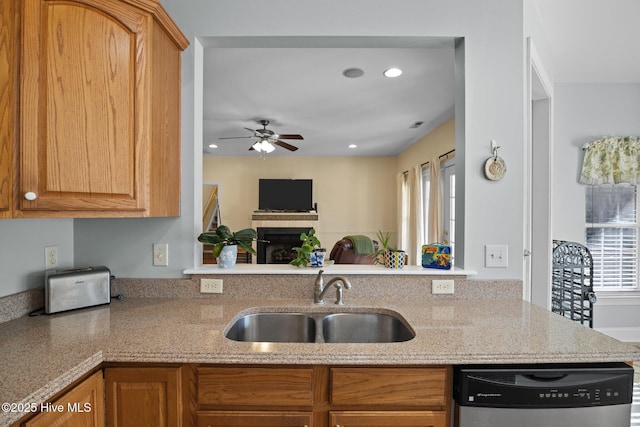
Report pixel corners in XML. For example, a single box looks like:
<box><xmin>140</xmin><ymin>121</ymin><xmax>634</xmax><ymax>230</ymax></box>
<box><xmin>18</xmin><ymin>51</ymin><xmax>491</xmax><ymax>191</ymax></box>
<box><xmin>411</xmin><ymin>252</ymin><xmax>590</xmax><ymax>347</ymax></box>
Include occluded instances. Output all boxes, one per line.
<box><xmin>421</xmin><ymin>244</ymin><xmax>452</xmax><ymax>270</ymax></box>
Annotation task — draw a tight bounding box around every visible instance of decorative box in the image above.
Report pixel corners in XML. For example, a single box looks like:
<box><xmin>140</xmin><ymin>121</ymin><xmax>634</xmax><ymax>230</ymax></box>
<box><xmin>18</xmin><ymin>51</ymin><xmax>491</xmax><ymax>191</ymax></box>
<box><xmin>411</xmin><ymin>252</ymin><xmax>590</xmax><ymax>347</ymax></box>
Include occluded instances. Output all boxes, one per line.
<box><xmin>421</xmin><ymin>244</ymin><xmax>452</xmax><ymax>270</ymax></box>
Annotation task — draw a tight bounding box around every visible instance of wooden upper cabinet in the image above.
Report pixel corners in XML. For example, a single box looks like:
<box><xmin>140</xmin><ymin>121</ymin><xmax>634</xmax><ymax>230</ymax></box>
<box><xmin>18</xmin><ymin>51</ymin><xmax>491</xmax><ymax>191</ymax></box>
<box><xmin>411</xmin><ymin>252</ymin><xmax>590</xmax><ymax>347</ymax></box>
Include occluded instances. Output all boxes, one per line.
<box><xmin>0</xmin><ymin>0</ymin><xmax>17</xmax><ymax>219</ymax></box>
<box><xmin>11</xmin><ymin>0</ymin><xmax>188</xmax><ymax>217</ymax></box>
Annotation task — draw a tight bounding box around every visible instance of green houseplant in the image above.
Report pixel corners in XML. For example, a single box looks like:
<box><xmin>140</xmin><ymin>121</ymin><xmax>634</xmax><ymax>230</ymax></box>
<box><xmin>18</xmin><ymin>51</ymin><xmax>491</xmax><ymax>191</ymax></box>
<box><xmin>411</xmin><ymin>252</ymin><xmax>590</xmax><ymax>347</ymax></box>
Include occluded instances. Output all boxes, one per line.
<box><xmin>290</xmin><ymin>228</ymin><xmax>322</xmax><ymax>267</ymax></box>
<box><xmin>372</xmin><ymin>230</ymin><xmax>405</xmax><ymax>268</ymax></box>
<box><xmin>198</xmin><ymin>225</ymin><xmax>258</xmax><ymax>268</ymax></box>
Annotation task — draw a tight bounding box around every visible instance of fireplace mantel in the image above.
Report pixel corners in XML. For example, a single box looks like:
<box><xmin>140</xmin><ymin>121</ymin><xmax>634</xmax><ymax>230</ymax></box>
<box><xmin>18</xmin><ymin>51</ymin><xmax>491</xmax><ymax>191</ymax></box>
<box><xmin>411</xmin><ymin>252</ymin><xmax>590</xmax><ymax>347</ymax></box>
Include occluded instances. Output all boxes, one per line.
<box><xmin>251</xmin><ymin>211</ymin><xmax>319</xmax><ymax>231</ymax></box>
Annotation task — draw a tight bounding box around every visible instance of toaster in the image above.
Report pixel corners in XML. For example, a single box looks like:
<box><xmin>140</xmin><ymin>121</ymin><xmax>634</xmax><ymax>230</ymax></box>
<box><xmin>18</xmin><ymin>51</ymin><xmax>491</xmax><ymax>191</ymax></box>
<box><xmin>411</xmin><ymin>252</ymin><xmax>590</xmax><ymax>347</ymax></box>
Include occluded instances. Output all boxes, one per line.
<box><xmin>45</xmin><ymin>266</ymin><xmax>111</xmax><ymax>314</ymax></box>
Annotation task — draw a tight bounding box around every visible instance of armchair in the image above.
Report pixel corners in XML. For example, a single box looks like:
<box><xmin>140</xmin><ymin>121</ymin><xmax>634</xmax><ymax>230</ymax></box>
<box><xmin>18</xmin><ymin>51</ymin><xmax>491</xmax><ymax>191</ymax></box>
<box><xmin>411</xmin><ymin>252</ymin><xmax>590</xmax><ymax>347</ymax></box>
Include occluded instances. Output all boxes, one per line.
<box><xmin>329</xmin><ymin>237</ymin><xmax>379</xmax><ymax>264</ymax></box>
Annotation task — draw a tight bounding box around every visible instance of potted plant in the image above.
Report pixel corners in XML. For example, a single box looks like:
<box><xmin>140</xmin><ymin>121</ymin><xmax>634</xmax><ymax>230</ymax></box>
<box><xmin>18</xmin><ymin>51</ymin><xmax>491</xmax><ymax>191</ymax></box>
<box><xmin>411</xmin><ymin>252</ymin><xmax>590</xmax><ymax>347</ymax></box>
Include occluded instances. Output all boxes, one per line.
<box><xmin>290</xmin><ymin>228</ymin><xmax>323</xmax><ymax>267</ymax></box>
<box><xmin>372</xmin><ymin>230</ymin><xmax>405</xmax><ymax>269</ymax></box>
<box><xmin>198</xmin><ymin>225</ymin><xmax>258</xmax><ymax>268</ymax></box>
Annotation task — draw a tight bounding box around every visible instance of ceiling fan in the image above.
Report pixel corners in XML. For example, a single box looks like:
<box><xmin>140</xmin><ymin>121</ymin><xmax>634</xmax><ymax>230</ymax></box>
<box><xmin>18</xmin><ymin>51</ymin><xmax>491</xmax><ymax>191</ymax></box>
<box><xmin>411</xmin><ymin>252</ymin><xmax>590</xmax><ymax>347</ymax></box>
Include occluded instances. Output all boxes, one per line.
<box><xmin>219</xmin><ymin>120</ymin><xmax>304</xmax><ymax>153</ymax></box>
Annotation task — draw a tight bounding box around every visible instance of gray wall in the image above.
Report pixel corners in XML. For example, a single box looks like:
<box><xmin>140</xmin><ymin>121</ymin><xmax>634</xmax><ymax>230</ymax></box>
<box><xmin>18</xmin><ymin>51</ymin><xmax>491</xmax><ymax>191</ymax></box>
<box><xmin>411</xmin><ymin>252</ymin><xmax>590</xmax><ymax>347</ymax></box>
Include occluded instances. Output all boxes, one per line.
<box><xmin>0</xmin><ymin>220</ymin><xmax>74</xmax><ymax>296</ymax></box>
<box><xmin>552</xmin><ymin>83</ymin><xmax>640</xmax><ymax>338</ymax></box>
<box><xmin>3</xmin><ymin>0</ymin><xmax>531</xmax><ymax>297</ymax></box>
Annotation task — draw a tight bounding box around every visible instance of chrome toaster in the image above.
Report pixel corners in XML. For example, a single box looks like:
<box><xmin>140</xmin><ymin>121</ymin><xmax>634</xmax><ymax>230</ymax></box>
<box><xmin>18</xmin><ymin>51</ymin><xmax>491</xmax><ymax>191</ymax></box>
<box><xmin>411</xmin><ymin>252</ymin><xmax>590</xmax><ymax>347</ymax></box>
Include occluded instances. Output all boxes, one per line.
<box><xmin>45</xmin><ymin>266</ymin><xmax>111</xmax><ymax>314</ymax></box>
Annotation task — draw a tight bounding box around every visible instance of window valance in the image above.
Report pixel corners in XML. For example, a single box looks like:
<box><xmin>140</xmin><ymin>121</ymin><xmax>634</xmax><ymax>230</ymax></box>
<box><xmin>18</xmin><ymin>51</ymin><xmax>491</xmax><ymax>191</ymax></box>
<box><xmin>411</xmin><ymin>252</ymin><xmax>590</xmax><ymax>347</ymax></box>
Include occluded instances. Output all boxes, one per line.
<box><xmin>580</xmin><ymin>136</ymin><xmax>640</xmax><ymax>185</ymax></box>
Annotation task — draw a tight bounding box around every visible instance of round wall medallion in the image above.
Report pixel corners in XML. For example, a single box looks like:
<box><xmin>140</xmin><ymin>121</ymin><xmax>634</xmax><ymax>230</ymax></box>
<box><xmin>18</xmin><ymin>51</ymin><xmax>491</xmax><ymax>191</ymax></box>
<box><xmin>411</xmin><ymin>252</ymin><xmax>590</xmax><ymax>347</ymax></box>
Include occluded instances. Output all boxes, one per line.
<box><xmin>484</xmin><ymin>156</ymin><xmax>506</xmax><ymax>181</ymax></box>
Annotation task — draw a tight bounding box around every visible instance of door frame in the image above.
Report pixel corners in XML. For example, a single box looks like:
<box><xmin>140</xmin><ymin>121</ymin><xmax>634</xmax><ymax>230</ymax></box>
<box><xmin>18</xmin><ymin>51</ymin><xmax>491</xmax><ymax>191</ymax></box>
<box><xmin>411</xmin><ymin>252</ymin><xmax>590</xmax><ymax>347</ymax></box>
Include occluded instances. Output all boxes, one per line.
<box><xmin>524</xmin><ymin>38</ymin><xmax>553</xmax><ymax>308</ymax></box>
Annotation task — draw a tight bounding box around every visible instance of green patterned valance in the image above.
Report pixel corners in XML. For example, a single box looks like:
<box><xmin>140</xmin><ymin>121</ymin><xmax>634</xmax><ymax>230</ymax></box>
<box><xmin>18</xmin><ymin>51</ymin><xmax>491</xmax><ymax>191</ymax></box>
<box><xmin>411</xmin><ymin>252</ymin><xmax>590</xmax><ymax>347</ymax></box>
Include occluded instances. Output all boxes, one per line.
<box><xmin>580</xmin><ymin>136</ymin><xmax>640</xmax><ymax>185</ymax></box>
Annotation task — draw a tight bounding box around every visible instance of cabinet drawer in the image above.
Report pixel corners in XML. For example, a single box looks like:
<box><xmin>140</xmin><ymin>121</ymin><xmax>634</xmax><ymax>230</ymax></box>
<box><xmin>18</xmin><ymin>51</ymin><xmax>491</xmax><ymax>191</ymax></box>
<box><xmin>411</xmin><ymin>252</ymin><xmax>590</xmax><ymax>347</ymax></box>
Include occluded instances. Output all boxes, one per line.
<box><xmin>330</xmin><ymin>410</ymin><xmax>446</xmax><ymax>427</ymax></box>
<box><xmin>330</xmin><ymin>367</ymin><xmax>447</xmax><ymax>407</ymax></box>
<box><xmin>197</xmin><ymin>367</ymin><xmax>315</xmax><ymax>406</ymax></box>
<box><xmin>197</xmin><ymin>411</ymin><xmax>313</xmax><ymax>426</ymax></box>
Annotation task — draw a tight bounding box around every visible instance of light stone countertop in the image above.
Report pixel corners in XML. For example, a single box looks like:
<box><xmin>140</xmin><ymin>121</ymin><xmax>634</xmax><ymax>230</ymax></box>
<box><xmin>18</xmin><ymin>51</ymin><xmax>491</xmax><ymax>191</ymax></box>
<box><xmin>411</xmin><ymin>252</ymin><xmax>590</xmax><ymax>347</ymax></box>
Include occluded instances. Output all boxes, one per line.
<box><xmin>1</xmin><ymin>293</ymin><xmax>640</xmax><ymax>425</ymax></box>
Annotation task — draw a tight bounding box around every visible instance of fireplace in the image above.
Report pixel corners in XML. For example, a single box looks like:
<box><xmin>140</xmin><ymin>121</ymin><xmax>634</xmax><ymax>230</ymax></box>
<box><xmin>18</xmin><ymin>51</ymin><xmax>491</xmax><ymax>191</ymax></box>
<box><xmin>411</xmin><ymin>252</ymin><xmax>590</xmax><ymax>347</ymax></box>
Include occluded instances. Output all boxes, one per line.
<box><xmin>257</xmin><ymin>227</ymin><xmax>308</xmax><ymax>264</ymax></box>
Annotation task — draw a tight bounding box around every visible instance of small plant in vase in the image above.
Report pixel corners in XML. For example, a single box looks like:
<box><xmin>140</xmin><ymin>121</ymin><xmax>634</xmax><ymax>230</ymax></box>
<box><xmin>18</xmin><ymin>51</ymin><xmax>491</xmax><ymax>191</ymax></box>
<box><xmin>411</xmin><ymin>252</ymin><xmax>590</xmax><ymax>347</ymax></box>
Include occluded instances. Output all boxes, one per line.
<box><xmin>290</xmin><ymin>228</ymin><xmax>323</xmax><ymax>267</ymax></box>
<box><xmin>198</xmin><ymin>225</ymin><xmax>258</xmax><ymax>268</ymax></box>
<box><xmin>372</xmin><ymin>230</ymin><xmax>405</xmax><ymax>269</ymax></box>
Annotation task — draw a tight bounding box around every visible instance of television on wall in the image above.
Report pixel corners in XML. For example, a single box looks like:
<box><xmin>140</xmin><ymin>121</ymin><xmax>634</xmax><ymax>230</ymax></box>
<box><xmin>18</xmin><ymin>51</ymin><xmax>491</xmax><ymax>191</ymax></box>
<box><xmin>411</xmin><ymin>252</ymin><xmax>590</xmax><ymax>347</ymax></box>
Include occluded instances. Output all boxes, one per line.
<box><xmin>258</xmin><ymin>179</ymin><xmax>313</xmax><ymax>212</ymax></box>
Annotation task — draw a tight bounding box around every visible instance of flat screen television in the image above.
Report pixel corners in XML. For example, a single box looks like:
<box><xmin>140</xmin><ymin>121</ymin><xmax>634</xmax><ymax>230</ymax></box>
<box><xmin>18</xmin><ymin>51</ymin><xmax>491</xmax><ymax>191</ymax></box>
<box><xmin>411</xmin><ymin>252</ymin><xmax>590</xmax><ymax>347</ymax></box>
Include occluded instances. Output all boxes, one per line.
<box><xmin>259</xmin><ymin>179</ymin><xmax>313</xmax><ymax>211</ymax></box>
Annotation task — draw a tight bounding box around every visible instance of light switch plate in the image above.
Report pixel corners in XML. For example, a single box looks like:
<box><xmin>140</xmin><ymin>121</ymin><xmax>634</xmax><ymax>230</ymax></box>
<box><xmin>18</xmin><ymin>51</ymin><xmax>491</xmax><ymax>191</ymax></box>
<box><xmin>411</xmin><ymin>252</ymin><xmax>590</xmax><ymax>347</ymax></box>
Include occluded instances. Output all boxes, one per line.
<box><xmin>153</xmin><ymin>243</ymin><xmax>169</xmax><ymax>266</ymax></box>
<box><xmin>485</xmin><ymin>244</ymin><xmax>508</xmax><ymax>267</ymax></box>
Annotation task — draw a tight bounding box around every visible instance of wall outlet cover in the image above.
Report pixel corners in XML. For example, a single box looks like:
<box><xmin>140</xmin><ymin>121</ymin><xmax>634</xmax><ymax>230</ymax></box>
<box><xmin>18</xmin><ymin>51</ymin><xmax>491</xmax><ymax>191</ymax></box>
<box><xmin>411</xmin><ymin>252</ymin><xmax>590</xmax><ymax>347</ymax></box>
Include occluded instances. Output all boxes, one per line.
<box><xmin>432</xmin><ymin>279</ymin><xmax>454</xmax><ymax>294</ymax></box>
<box><xmin>201</xmin><ymin>278</ymin><xmax>223</xmax><ymax>294</ymax></box>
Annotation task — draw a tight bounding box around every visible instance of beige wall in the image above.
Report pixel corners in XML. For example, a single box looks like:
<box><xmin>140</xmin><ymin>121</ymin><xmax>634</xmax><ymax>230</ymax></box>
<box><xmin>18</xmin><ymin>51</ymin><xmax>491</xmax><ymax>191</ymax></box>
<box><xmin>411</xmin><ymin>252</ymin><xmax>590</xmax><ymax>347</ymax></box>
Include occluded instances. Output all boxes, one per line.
<box><xmin>203</xmin><ymin>117</ymin><xmax>455</xmax><ymax>250</ymax></box>
<box><xmin>396</xmin><ymin>117</ymin><xmax>455</xmax><ymax>173</ymax></box>
<box><xmin>202</xmin><ymin>156</ymin><xmax>397</xmax><ymax>248</ymax></box>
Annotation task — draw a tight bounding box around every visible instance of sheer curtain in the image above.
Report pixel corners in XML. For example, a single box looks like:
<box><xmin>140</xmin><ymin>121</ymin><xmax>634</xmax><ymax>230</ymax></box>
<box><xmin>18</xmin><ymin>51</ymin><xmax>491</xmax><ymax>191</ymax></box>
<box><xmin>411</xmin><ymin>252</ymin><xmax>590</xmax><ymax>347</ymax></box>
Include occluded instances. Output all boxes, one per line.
<box><xmin>428</xmin><ymin>156</ymin><xmax>442</xmax><ymax>243</ymax></box>
<box><xmin>397</xmin><ymin>166</ymin><xmax>424</xmax><ymax>265</ymax></box>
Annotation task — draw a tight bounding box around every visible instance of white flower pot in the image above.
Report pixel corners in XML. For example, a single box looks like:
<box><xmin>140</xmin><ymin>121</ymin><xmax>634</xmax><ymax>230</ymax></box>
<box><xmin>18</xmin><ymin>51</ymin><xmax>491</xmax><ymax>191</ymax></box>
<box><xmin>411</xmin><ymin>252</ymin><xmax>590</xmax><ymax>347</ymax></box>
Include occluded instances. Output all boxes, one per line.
<box><xmin>217</xmin><ymin>245</ymin><xmax>238</xmax><ymax>268</ymax></box>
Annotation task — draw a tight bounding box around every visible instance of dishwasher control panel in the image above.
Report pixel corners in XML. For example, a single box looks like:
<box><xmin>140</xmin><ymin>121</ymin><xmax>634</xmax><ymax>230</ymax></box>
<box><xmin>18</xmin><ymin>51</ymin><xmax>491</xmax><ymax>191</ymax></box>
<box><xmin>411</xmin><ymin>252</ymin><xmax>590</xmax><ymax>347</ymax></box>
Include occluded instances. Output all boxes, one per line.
<box><xmin>454</xmin><ymin>363</ymin><xmax>633</xmax><ymax>408</ymax></box>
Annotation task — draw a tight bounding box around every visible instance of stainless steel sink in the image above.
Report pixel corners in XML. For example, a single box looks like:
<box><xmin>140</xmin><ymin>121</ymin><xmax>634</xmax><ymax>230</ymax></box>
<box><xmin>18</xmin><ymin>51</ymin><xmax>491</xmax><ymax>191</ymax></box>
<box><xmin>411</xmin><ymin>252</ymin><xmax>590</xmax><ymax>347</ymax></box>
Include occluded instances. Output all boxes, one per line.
<box><xmin>225</xmin><ymin>313</ymin><xmax>316</xmax><ymax>343</ymax></box>
<box><xmin>322</xmin><ymin>312</ymin><xmax>415</xmax><ymax>343</ymax></box>
<box><xmin>225</xmin><ymin>310</ymin><xmax>415</xmax><ymax>343</ymax></box>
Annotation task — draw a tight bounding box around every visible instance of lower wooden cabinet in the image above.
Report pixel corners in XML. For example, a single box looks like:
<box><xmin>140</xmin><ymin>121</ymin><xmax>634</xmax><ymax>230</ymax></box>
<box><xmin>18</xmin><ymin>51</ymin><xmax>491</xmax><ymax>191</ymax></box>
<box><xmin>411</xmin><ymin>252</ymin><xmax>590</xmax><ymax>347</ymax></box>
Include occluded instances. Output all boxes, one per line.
<box><xmin>104</xmin><ymin>366</ymin><xmax>186</xmax><ymax>427</ymax></box>
<box><xmin>17</xmin><ymin>364</ymin><xmax>451</xmax><ymax>427</ymax></box>
<box><xmin>330</xmin><ymin>410</ymin><xmax>447</xmax><ymax>427</ymax></box>
<box><xmin>194</xmin><ymin>365</ymin><xmax>451</xmax><ymax>427</ymax></box>
<box><xmin>197</xmin><ymin>411</ymin><xmax>313</xmax><ymax>427</ymax></box>
<box><xmin>22</xmin><ymin>370</ymin><xmax>104</xmax><ymax>427</ymax></box>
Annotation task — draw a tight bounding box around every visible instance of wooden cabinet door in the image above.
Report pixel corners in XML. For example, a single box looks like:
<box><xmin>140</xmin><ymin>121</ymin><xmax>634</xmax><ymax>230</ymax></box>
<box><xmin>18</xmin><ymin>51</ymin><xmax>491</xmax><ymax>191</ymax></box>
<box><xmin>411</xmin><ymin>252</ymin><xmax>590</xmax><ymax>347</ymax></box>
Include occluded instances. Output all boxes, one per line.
<box><xmin>105</xmin><ymin>366</ymin><xmax>184</xmax><ymax>427</ymax></box>
<box><xmin>197</xmin><ymin>411</ymin><xmax>313</xmax><ymax>427</ymax></box>
<box><xmin>18</xmin><ymin>0</ymin><xmax>148</xmax><ymax>214</ymax></box>
<box><xmin>23</xmin><ymin>370</ymin><xmax>104</xmax><ymax>427</ymax></box>
<box><xmin>330</xmin><ymin>410</ymin><xmax>447</xmax><ymax>427</ymax></box>
<box><xmin>0</xmin><ymin>0</ymin><xmax>16</xmax><ymax>219</ymax></box>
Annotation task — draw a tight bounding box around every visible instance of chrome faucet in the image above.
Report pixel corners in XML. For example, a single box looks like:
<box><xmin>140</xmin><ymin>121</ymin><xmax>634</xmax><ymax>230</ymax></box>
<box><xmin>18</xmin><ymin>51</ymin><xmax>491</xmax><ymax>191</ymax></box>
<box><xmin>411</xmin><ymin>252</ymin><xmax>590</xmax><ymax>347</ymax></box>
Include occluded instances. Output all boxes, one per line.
<box><xmin>314</xmin><ymin>270</ymin><xmax>352</xmax><ymax>305</ymax></box>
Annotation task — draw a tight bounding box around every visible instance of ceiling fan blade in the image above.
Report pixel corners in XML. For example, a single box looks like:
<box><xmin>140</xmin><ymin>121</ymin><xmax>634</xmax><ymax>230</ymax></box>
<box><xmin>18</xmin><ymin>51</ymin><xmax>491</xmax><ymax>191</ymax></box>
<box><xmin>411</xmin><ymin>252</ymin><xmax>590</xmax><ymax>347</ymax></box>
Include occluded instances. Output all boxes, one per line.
<box><xmin>219</xmin><ymin>136</ymin><xmax>255</xmax><ymax>140</ymax></box>
<box><xmin>244</xmin><ymin>127</ymin><xmax>257</xmax><ymax>133</ymax></box>
<box><xmin>277</xmin><ymin>134</ymin><xmax>304</xmax><ymax>140</ymax></box>
<box><xmin>274</xmin><ymin>140</ymin><xmax>299</xmax><ymax>151</ymax></box>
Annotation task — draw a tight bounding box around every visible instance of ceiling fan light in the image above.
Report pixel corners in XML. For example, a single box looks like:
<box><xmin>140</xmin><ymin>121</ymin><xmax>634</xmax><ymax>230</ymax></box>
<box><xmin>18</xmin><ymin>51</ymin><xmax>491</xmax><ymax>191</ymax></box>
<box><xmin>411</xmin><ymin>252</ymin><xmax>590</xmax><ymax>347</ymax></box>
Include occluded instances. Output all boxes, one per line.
<box><xmin>263</xmin><ymin>141</ymin><xmax>276</xmax><ymax>153</ymax></box>
<box><xmin>251</xmin><ymin>141</ymin><xmax>263</xmax><ymax>152</ymax></box>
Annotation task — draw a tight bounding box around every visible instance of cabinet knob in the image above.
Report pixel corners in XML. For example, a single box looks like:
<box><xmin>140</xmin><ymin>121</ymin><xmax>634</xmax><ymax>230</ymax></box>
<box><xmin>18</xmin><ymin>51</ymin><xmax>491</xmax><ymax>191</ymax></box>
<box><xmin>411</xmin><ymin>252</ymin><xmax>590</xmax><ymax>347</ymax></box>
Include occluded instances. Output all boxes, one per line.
<box><xmin>24</xmin><ymin>192</ymin><xmax>37</xmax><ymax>201</ymax></box>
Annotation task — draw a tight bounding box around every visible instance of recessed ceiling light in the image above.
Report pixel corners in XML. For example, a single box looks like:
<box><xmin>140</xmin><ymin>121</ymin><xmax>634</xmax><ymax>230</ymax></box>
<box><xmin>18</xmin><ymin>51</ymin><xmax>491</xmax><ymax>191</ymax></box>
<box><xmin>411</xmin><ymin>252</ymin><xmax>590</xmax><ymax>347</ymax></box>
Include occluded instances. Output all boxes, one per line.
<box><xmin>383</xmin><ymin>67</ymin><xmax>403</xmax><ymax>78</ymax></box>
<box><xmin>348</xmin><ymin>144</ymin><xmax>358</xmax><ymax>149</ymax></box>
<box><xmin>342</xmin><ymin>68</ymin><xmax>365</xmax><ymax>78</ymax></box>
<box><xmin>208</xmin><ymin>143</ymin><xmax>218</xmax><ymax>148</ymax></box>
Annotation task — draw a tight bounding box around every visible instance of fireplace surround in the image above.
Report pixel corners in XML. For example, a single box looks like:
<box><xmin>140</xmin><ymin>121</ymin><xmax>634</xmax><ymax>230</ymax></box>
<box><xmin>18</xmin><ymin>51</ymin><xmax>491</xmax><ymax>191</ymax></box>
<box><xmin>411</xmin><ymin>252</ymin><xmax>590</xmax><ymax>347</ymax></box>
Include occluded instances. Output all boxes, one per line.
<box><xmin>251</xmin><ymin>211</ymin><xmax>319</xmax><ymax>264</ymax></box>
<box><xmin>257</xmin><ymin>227</ymin><xmax>309</xmax><ymax>264</ymax></box>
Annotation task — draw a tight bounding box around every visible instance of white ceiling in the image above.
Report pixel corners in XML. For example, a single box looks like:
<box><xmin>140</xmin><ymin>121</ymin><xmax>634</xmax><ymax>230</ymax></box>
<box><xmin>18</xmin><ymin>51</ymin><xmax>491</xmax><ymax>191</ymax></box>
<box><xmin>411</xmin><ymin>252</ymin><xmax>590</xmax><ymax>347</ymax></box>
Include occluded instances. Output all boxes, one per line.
<box><xmin>203</xmin><ymin>44</ymin><xmax>455</xmax><ymax>157</ymax></box>
<box><xmin>202</xmin><ymin>2</ymin><xmax>640</xmax><ymax>157</ymax></box>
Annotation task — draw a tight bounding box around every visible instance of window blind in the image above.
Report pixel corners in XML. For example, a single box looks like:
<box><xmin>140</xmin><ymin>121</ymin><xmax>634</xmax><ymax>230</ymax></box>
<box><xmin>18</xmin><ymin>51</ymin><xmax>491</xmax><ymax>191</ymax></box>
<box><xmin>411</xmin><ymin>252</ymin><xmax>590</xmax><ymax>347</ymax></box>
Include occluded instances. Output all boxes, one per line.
<box><xmin>585</xmin><ymin>185</ymin><xmax>638</xmax><ymax>290</ymax></box>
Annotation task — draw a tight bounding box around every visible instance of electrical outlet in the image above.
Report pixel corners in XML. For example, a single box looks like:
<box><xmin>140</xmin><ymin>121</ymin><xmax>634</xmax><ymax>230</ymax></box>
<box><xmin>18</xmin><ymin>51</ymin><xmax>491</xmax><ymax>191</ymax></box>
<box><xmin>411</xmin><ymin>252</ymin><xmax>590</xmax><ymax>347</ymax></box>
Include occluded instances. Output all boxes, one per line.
<box><xmin>485</xmin><ymin>244</ymin><xmax>508</xmax><ymax>267</ymax></box>
<box><xmin>432</xmin><ymin>279</ymin><xmax>454</xmax><ymax>294</ymax></box>
<box><xmin>201</xmin><ymin>278</ymin><xmax>223</xmax><ymax>294</ymax></box>
<box><xmin>153</xmin><ymin>243</ymin><xmax>169</xmax><ymax>266</ymax></box>
<box><xmin>45</xmin><ymin>246</ymin><xmax>58</xmax><ymax>269</ymax></box>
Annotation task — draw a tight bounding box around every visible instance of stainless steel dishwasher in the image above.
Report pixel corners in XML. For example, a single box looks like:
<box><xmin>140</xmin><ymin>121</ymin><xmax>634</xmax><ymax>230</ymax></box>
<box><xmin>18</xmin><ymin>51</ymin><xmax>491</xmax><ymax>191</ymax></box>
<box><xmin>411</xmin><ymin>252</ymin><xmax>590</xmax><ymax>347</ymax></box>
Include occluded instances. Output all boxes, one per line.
<box><xmin>454</xmin><ymin>363</ymin><xmax>634</xmax><ymax>427</ymax></box>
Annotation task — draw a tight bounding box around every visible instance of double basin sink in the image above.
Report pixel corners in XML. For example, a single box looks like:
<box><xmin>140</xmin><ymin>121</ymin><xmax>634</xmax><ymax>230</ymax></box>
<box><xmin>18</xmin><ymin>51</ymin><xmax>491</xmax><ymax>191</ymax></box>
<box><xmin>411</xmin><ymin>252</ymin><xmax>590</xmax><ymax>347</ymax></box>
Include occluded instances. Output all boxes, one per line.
<box><xmin>225</xmin><ymin>309</ymin><xmax>415</xmax><ymax>344</ymax></box>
